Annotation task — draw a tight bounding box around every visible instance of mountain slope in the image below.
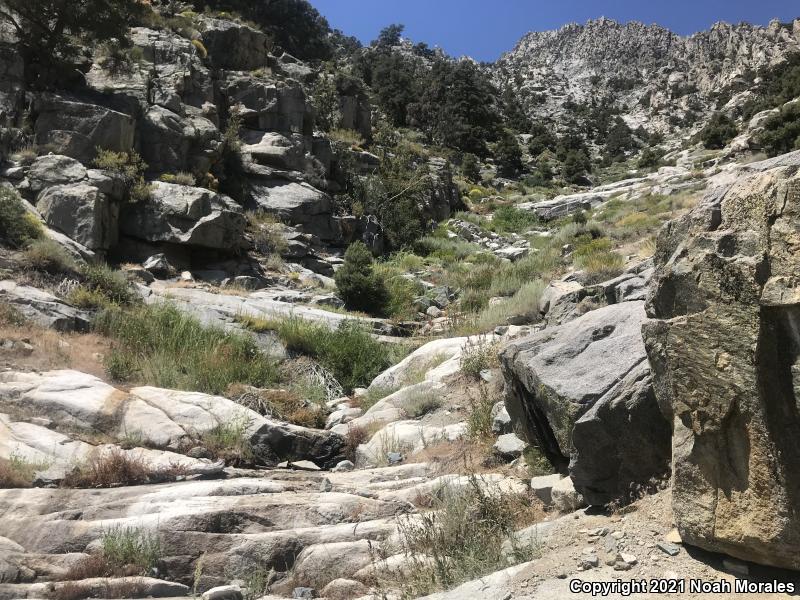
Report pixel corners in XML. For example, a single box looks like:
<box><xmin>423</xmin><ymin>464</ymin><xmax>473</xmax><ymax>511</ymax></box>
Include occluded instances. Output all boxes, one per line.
<box><xmin>495</xmin><ymin>17</ymin><xmax>800</xmax><ymax>135</ymax></box>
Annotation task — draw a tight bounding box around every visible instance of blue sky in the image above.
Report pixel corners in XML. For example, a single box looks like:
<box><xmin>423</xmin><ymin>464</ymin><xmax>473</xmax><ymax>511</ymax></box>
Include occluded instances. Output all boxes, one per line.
<box><xmin>310</xmin><ymin>0</ymin><xmax>799</xmax><ymax>62</ymax></box>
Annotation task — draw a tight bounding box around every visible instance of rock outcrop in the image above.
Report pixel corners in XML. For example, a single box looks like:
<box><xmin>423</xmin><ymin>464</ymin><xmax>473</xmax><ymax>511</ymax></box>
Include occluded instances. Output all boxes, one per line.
<box><xmin>0</xmin><ymin>370</ymin><xmax>346</xmax><ymax>470</ymax></box>
<box><xmin>497</xmin><ymin>17</ymin><xmax>800</xmax><ymax>137</ymax></box>
<box><xmin>501</xmin><ymin>301</ymin><xmax>670</xmax><ymax>505</ymax></box>
<box><xmin>121</xmin><ymin>182</ymin><xmax>246</xmax><ymax>250</ymax></box>
<box><xmin>643</xmin><ymin>150</ymin><xmax>800</xmax><ymax>569</ymax></box>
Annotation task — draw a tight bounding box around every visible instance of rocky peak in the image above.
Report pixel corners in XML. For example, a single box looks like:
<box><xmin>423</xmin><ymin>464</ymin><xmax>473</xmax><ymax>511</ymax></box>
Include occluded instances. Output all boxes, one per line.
<box><xmin>496</xmin><ymin>17</ymin><xmax>800</xmax><ymax>135</ymax></box>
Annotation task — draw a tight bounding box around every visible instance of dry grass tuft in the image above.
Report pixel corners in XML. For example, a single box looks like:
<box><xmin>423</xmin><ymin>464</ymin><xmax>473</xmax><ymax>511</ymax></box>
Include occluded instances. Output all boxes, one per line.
<box><xmin>61</xmin><ymin>449</ymin><xmax>187</xmax><ymax>488</ymax></box>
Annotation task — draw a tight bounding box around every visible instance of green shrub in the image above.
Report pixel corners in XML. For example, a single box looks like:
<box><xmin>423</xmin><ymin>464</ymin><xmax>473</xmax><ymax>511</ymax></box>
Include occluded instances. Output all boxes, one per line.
<box><xmin>81</xmin><ymin>263</ymin><xmax>137</xmax><ymax>305</ymax></box>
<box><xmin>67</xmin><ymin>286</ymin><xmax>111</xmax><ymax>309</ymax></box>
<box><xmin>459</xmin><ymin>338</ymin><xmax>499</xmax><ymax>378</ymax></box>
<box><xmin>93</xmin><ymin>149</ymin><xmax>151</xmax><ymax>202</ymax></box>
<box><xmin>239</xmin><ymin>316</ymin><xmax>399</xmax><ymax>393</ymax></box>
<box><xmin>491</xmin><ymin>205</ymin><xmax>539</xmax><ymax>233</ymax></box>
<box><xmin>101</xmin><ymin>527</ymin><xmax>161</xmax><ymax>574</ymax></box>
<box><xmin>159</xmin><ymin>171</ymin><xmax>196</xmax><ymax>186</ymax></box>
<box><xmin>389</xmin><ymin>476</ymin><xmax>540</xmax><ymax>596</ymax></box>
<box><xmin>758</xmin><ymin>102</ymin><xmax>800</xmax><ymax>157</ymax></box>
<box><xmin>461</xmin><ymin>153</ymin><xmax>481</xmax><ymax>182</ymax></box>
<box><xmin>21</xmin><ymin>239</ymin><xmax>77</xmax><ymax>274</ymax></box>
<box><xmin>699</xmin><ymin>113</ymin><xmax>738</xmax><ymax>149</ymax></box>
<box><xmin>0</xmin><ymin>188</ymin><xmax>43</xmax><ymax>248</ymax></box>
<box><xmin>201</xmin><ymin>415</ymin><xmax>254</xmax><ymax>466</ymax></box>
<box><xmin>466</xmin><ymin>384</ymin><xmax>496</xmax><ymax>440</ymax></box>
<box><xmin>246</xmin><ymin>211</ymin><xmax>287</xmax><ymax>257</ymax></box>
<box><xmin>335</xmin><ymin>241</ymin><xmax>389</xmax><ymax>316</ymax></box>
<box><xmin>405</xmin><ymin>392</ymin><xmax>442</xmax><ymax>418</ymax></box>
<box><xmin>96</xmin><ymin>303</ymin><xmax>278</xmax><ymax>394</ymax></box>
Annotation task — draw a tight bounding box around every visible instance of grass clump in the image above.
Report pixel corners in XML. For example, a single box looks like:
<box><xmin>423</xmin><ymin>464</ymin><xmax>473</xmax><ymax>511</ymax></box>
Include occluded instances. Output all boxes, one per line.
<box><xmin>328</xmin><ymin>128</ymin><xmax>365</xmax><ymax>147</ymax></box>
<box><xmin>572</xmin><ymin>235</ymin><xmax>624</xmax><ymax>281</ymax></box>
<box><xmin>387</xmin><ymin>477</ymin><xmax>540</xmax><ymax>597</ymax></box>
<box><xmin>0</xmin><ymin>454</ymin><xmax>46</xmax><ymax>488</ymax></box>
<box><xmin>459</xmin><ymin>338</ymin><xmax>499</xmax><ymax>378</ymax></box>
<box><xmin>490</xmin><ymin>205</ymin><xmax>539</xmax><ymax>233</ymax></box>
<box><xmin>240</xmin><ymin>316</ymin><xmax>399</xmax><ymax>393</ymax></box>
<box><xmin>62</xmin><ymin>448</ymin><xmax>186</xmax><ymax>488</ymax></box>
<box><xmin>405</xmin><ymin>392</ymin><xmax>442</xmax><ymax>419</ymax></box>
<box><xmin>466</xmin><ymin>384</ymin><xmax>496</xmax><ymax>440</ymax></box>
<box><xmin>0</xmin><ymin>301</ymin><xmax>26</xmax><ymax>326</ymax></box>
<box><xmin>69</xmin><ymin>263</ymin><xmax>138</xmax><ymax>309</ymax></box>
<box><xmin>247</xmin><ymin>211</ymin><xmax>287</xmax><ymax>257</ymax></box>
<box><xmin>21</xmin><ymin>239</ymin><xmax>76</xmax><ymax>274</ymax></box>
<box><xmin>0</xmin><ymin>187</ymin><xmax>43</xmax><ymax>249</ymax></box>
<box><xmin>200</xmin><ymin>416</ymin><xmax>254</xmax><ymax>466</ymax></box>
<box><xmin>159</xmin><ymin>171</ymin><xmax>196</xmax><ymax>186</ymax></box>
<box><xmin>101</xmin><ymin>527</ymin><xmax>161</xmax><ymax>574</ymax></box>
<box><xmin>356</xmin><ymin>385</ymin><xmax>401</xmax><ymax>411</ymax></box>
<box><xmin>96</xmin><ymin>303</ymin><xmax>278</xmax><ymax>394</ymax></box>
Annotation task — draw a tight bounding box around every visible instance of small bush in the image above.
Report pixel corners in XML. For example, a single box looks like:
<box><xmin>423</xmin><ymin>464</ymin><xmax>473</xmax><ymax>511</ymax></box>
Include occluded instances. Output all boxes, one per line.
<box><xmin>405</xmin><ymin>392</ymin><xmax>442</xmax><ymax>418</ymax></box>
<box><xmin>572</xmin><ymin>235</ymin><xmax>624</xmax><ymax>279</ymax></box>
<box><xmin>232</xmin><ymin>387</ymin><xmax>326</xmax><ymax>428</ymax></box>
<box><xmin>62</xmin><ymin>448</ymin><xmax>184</xmax><ymax>488</ymax></box>
<box><xmin>0</xmin><ymin>454</ymin><xmax>45</xmax><ymax>488</ymax></box>
<box><xmin>335</xmin><ymin>242</ymin><xmax>389</xmax><ymax>316</ymax></box>
<box><xmin>699</xmin><ymin>112</ymin><xmax>738</xmax><ymax>149</ymax></box>
<box><xmin>21</xmin><ymin>239</ymin><xmax>77</xmax><ymax>274</ymax></box>
<box><xmin>491</xmin><ymin>205</ymin><xmax>539</xmax><ymax>233</ymax></box>
<box><xmin>246</xmin><ymin>211</ymin><xmax>287</xmax><ymax>257</ymax></box>
<box><xmin>240</xmin><ymin>316</ymin><xmax>398</xmax><ymax>393</ymax></box>
<box><xmin>328</xmin><ymin>128</ymin><xmax>365</xmax><ymax>147</ymax></box>
<box><xmin>67</xmin><ymin>286</ymin><xmax>111</xmax><ymax>310</ymax></box>
<box><xmin>356</xmin><ymin>385</ymin><xmax>401</xmax><ymax>411</ymax></box>
<box><xmin>461</xmin><ymin>153</ymin><xmax>481</xmax><ymax>182</ymax></box>
<box><xmin>82</xmin><ymin>263</ymin><xmax>137</xmax><ymax>305</ymax></box>
<box><xmin>388</xmin><ymin>477</ymin><xmax>540</xmax><ymax>596</ymax></box>
<box><xmin>96</xmin><ymin>304</ymin><xmax>278</xmax><ymax>394</ymax></box>
<box><xmin>159</xmin><ymin>172</ymin><xmax>196</xmax><ymax>186</ymax></box>
<box><xmin>758</xmin><ymin>102</ymin><xmax>800</xmax><ymax>157</ymax></box>
<box><xmin>0</xmin><ymin>188</ymin><xmax>43</xmax><ymax>249</ymax></box>
<box><xmin>93</xmin><ymin>149</ymin><xmax>151</xmax><ymax>203</ymax></box>
<box><xmin>201</xmin><ymin>416</ymin><xmax>254</xmax><ymax>466</ymax></box>
<box><xmin>459</xmin><ymin>338</ymin><xmax>499</xmax><ymax>379</ymax></box>
<box><xmin>466</xmin><ymin>384</ymin><xmax>496</xmax><ymax>440</ymax></box>
<box><xmin>0</xmin><ymin>301</ymin><xmax>26</xmax><ymax>326</ymax></box>
<box><xmin>101</xmin><ymin>527</ymin><xmax>161</xmax><ymax>574</ymax></box>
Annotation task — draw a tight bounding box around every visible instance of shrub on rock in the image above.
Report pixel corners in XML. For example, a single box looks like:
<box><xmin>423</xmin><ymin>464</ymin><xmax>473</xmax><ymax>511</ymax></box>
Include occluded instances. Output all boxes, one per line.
<box><xmin>0</xmin><ymin>188</ymin><xmax>42</xmax><ymax>249</ymax></box>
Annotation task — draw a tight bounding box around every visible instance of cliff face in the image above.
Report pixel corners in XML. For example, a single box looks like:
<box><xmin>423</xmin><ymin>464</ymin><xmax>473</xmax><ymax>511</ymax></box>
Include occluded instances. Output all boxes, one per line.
<box><xmin>495</xmin><ymin>17</ymin><xmax>800</xmax><ymax>133</ymax></box>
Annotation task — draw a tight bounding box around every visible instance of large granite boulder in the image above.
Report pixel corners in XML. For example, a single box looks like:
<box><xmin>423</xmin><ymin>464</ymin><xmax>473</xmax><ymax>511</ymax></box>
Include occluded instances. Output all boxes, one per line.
<box><xmin>247</xmin><ymin>181</ymin><xmax>337</xmax><ymax>241</ymax></box>
<box><xmin>241</xmin><ymin>130</ymin><xmax>306</xmax><ymax>171</ymax></box>
<box><xmin>27</xmin><ymin>155</ymin><xmax>87</xmax><ymax>194</ymax></box>
<box><xmin>0</xmin><ymin>370</ymin><xmax>347</xmax><ymax>469</ymax></box>
<box><xmin>139</xmin><ymin>106</ymin><xmax>221</xmax><ymax>175</ymax></box>
<box><xmin>121</xmin><ymin>182</ymin><xmax>246</xmax><ymax>250</ymax></box>
<box><xmin>643</xmin><ymin>151</ymin><xmax>800</xmax><ymax>569</ymax></box>
<box><xmin>31</xmin><ymin>96</ymin><xmax>135</xmax><ymax>162</ymax></box>
<box><xmin>201</xmin><ymin>18</ymin><xmax>271</xmax><ymax>71</ymax></box>
<box><xmin>223</xmin><ymin>76</ymin><xmax>312</xmax><ymax>135</ymax></box>
<box><xmin>36</xmin><ymin>183</ymin><xmax>118</xmax><ymax>250</ymax></box>
<box><xmin>0</xmin><ymin>282</ymin><xmax>90</xmax><ymax>332</ymax></box>
<box><xmin>501</xmin><ymin>301</ymin><xmax>670</xmax><ymax>505</ymax></box>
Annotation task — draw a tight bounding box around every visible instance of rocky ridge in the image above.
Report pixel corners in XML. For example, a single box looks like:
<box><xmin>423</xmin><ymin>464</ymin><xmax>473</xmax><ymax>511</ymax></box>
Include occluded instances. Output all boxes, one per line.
<box><xmin>496</xmin><ymin>17</ymin><xmax>800</xmax><ymax>135</ymax></box>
